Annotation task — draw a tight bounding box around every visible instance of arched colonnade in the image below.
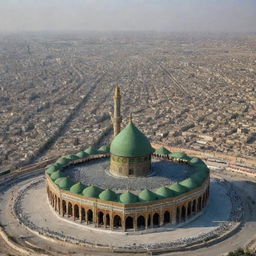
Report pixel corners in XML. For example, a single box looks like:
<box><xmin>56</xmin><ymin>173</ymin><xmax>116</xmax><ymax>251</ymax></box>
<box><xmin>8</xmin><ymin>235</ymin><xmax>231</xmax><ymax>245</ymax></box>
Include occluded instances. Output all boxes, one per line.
<box><xmin>47</xmin><ymin>185</ymin><xmax>210</xmax><ymax>231</ymax></box>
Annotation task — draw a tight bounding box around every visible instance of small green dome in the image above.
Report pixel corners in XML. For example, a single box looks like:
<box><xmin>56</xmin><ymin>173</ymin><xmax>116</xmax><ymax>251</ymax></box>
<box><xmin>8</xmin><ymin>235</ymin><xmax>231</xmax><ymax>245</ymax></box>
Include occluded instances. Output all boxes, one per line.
<box><xmin>191</xmin><ymin>172</ymin><xmax>206</xmax><ymax>185</ymax></box>
<box><xmin>99</xmin><ymin>189</ymin><xmax>117</xmax><ymax>201</ymax></box>
<box><xmin>154</xmin><ymin>147</ymin><xmax>171</xmax><ymax>155</ymax></box>
<box><xmin>82</xmin><ymin>185</ymin><xmax>102</xmax><ymax>198</ymax></box>
<box><xmin>76</xmin><ymin>151</ymin><xmax>88</xmax><ymax>158</ymax></box>
<box><xmin>54</xmin><ymin>177</ymin><xmax>66</xmax><ymax>186</ymax></box>
<box><xmin>169</xmin><ymin>152</ymin><xmax>186</xmax><ymax>158</ymax></box>
<box><xmin>119</xmin><ymin>191</ymin><xmax>138</xmax><ymax>204</ymax></box>
<box><xmin>84</xmin><ymin>146</ymin><xmax>98</xmax><ymax>155</ymax></box>
<box><xmin>169</xmin><ymin>152</ymin><xmax>190</xmax><ymax>161</ymax></box>
<box><xmin>51</xmin><ymin>162</ymin><xmax>64</xmax><ymax>170</ymax></box>
<box><xmin>46</xmin><ymin>165</ymin><xmax>58</xmax><ymax>175</ymax></box>
<box><xmin>64</xmin><ymin>155</ymin><xmax>77</xmax><ymax>161</ymax></box>
<box><xmin>179</xmin><ymin>178</ymin><xmax>199</xmax><ymax>190</ymax></box>
<box><xmin>56</xmin><ymin>157</ymin><xmax>70</xmax><ymax>166</ymax></box>
<box><xmin>139</xmin><ymin>189</ymin><xmax>157</xmax><ymax>202</ymax></box>
<box><xmin>155</xmin><ymin>186</ymin><xmax>175</xmax><ymax>198</ymax></box>
<box><xmin>70</xmin><ymin>182</ymin><xmax>86</xmax><ymax>194</ymax></box>
<box><xmin>190</xmin><ymin>157</ymin><xmax>203</xmax><ymax>165</ymax></box>
<box><xmin>57</xmin><ymin>177</ymin><xmax>74</xmax><ymax>190</ymax></box>
<box><xmin>63</xmin><ymin>156</ymin><xmax>72</xmax><ymax>162</ymax></box>
<box><xmin>169</xmin><ymin>183</ymin><xmax>188</xmax><ymax>195</ymax></box>
<box><xmin>194</xmin><ymin>162</ymin><xmax>209</xmax><ymax>173</ymax></box>
<box><xmin>51</xmin><ymin>170</ymin><xmax>65</xmax><ymax>181</ymax></box>
<box><xmin>98</xmin><ymin>145</ymin><xmax>110</xmax><ymax>154</ymax></box>
<box><xmin>110</xmin><ymin>121</ymin><xmax>153</xmax><ymax>157</ymax></box>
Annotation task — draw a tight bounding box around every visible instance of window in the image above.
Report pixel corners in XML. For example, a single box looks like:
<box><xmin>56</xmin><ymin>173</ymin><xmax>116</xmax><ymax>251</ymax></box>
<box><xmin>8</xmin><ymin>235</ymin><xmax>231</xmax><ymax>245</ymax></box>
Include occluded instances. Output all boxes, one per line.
<box><xmin>129</xmin><ymin>169</ymin><xmax>133</xmax><ymax>175</ymax></box>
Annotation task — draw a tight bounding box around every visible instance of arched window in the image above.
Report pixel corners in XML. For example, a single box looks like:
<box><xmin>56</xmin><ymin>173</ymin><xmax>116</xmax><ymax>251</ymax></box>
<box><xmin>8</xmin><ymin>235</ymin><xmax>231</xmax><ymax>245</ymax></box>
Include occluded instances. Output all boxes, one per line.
<box><xmin>98</xmin><ymin>211</ymin><xmax>104</xmax><ymax>226</ymax></box>
<box><xmin>87</xmin><ymin>209</ymin><xmax>93</xmax><ymax>223</ymax></box>
<box><xmin>176</xmin><ymin>207</ymin><xmax>180</xmax><ymax>223</ymax></box>
<box><xmin>181</xmin><ymin>206</ymin><xmax>186</xmax><ymax>222</ymax></box>
<box><xmin>113</xmin><ymin>215</ymin><xmax>122</xmax><ymax>228</ymax></box>
<box><xmin>163</xmin><ymin>211</ymin><xmax>170</xmax><ymax>224</ymax></box>
<box><xmin>68</xmin><ymin>202</ymin><xmax>73</xmax><ymax>217</ymax></box>
<box><xmin>192</xmin><ymin>199</ymin><xmax>196</xmax><ymax>213</ymax></box>
<box><xmin>62</xmin><ymin>200</ymin><xmax>67</xmax><ymax>216</ymax></box>
<box><xmin>147</xmin><ymin>214</ymin><xmax>151</xmax><ymax>227</ymax></box>
<box><xmin>74</xmin><ymin>204</ymin><xmax>79</xmax><ymax>219</ymax></box>
<box><xmin>106</xmin><ymin>214</ymin><xmax>110</xmax><ymax>227</ymax></box>
<box><xmin>129</xmin><ymin>169</ymin><xmax>133</xmax><ymax>175</ymax></box>
<box><xmin>125</xmin><ymin>216</ymin><xmax>133</xmax><ymax>229</ymax></box>
<box><xmin>137</xmin><ymin>216</ymin><xmax>145</xmax><ymax>229</ymax></box>
<box><xmin>187</xmin><ymin>202</ymin><xmax>192</xmax><ymax>217</ymax></box>
<box><xmin>81</xmin><ymin>208</ymin><xmax>86</xmax><ymax>222</ymax></box>
<box><xmin>153</xmin><ymin>213</ymin><xmax>160</xmax><ymax>226</ymax></box>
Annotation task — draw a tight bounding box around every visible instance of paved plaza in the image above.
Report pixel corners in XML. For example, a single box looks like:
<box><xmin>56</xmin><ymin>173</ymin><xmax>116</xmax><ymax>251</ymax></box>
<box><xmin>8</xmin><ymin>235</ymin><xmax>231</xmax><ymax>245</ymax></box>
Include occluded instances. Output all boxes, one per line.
<box><xmin>63</xmin><ymin>158</ymin><xmax>195</xmax><ymax>192</ymax></box>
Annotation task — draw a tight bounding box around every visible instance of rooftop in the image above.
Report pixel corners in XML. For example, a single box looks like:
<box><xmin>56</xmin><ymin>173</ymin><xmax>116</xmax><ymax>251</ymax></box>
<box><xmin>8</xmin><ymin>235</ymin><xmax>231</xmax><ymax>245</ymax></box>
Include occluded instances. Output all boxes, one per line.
<box><xmin>63</xmin><ymin>158</ymin><xmax>195</xmax><ymax>193</ymax></box>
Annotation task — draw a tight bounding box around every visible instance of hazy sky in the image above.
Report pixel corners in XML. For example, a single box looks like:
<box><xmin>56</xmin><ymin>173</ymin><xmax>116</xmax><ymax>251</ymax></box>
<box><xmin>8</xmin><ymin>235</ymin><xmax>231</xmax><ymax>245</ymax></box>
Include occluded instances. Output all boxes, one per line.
<box><xmin>0</xmin><ymin>0</ymin><xmax>255</xmax><ymax>32</ymax></box>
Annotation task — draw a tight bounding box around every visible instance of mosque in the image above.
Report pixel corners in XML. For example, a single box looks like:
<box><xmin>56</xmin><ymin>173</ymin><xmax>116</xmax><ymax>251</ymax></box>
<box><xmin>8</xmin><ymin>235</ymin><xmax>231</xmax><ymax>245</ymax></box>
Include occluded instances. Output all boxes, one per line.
<box><xmin>46</xmin><ymin>87</ymin><xmax>210</xmax><ymax>232</ymax></box>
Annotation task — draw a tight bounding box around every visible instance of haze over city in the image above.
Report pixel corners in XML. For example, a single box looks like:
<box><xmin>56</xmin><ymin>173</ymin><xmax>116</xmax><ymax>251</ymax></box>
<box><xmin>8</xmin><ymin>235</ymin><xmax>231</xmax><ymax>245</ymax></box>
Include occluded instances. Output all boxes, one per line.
<box><xmin>0</xmin><ymin>0</ymin><xmax>256</xmax><ymax>32</ymax></box>
<box><xmin>0</xmin><ymin>1</ymin><xmax>256</xmax><ymax>256</ymax></box>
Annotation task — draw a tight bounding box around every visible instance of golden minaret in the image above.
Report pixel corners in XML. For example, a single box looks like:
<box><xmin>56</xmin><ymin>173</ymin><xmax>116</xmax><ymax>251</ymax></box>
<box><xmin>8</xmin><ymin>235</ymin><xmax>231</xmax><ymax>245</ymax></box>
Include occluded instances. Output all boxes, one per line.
<box><xmin>112</xmin><ymin>86</ymin><xmax>122</xmax><ymax>137</ymax></box>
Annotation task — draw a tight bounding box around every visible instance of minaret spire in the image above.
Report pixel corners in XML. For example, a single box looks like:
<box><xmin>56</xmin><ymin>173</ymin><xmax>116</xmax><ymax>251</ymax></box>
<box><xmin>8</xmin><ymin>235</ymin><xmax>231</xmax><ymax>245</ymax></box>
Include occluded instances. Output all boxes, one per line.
<box><xmin>129</xmin><ymin>113</ymin><xmax>133</xmax><ymax>123</ymax></box>
<box><xmin>112</xmin><ymin>86</ymin><xmax>122</xmax><ymax>137</ymax></box>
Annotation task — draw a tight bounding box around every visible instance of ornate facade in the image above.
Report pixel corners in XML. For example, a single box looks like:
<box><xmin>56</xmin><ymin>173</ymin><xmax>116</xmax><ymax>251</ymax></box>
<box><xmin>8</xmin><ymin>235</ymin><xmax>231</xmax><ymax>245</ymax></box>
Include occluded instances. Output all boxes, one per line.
<box><xmin>46</xmin><ymin>154</ymin><xmax>210</xmax><ymax>232</ymax></box>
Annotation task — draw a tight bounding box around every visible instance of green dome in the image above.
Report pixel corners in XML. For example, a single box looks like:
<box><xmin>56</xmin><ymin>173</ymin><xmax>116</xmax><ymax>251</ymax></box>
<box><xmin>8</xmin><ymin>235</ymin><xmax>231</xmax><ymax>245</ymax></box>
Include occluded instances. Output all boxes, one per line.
<box><xmin>54</xmin><ymin>177</ymin><xmax>64</xmax><ymax>185</ymax></box>
<box><xmin>110</xmin><ymin>121</ymin><xmax>153</xmax><ymax>157</ymax></box>
<box><xmin>191</xmin><ymin>172</ymin><xmax>206</xmax><ymax>185</ymax></box>
<box><xmin>64</xmin><ymin>155</ymin><xmax>78</xmax><ymax>161</ymax></box>
<box><xmin>194</xmin><ymin>162</ymin><xmax>209</xmax><ymax>173</ymax></box>
<box><xmin>119</xmin><ymin>191</ymin><xmax>138</xmax><ymax>204</ymax></box>
<box><xmin>154</xmin><ymin>147</ymin><xmax>171</xmax><ymax>155</ymax></box>
<box><xmin>98</xmin><ymin>145</ymin><xmax>110</xmax><ymax>153</ymax></box>
<box><xmin>139</xmin><ymin>189</ymin><xmax>157</xmax><ymax>202</ymax></box>
<box><xmin>179</xmin><ymin>178</ymin><xmax>199</xmax><ymax>190</ymax></box>
<box><xmin>190</xmin><ymin>157</ymin><xmax>204</xmax><ymax>165</ymax></box>
<box><xmin>51</xmin><ymin>162</ymin><xmax>64</xmax><ymax>170</ymax></box>
<box><xmin>63</xmin><ymin>156</ymin><xmax>73</xmax><ymax>162</ymax></box>
<box><xmin>70</xmin><ymin>182</ymin><xmax>86</xmax><ymax>194</ymax></box>
<box><xmin>51</xmin><ymin>170</ymin><xmax>65</xmax><ymax>181</ymax></box>
<box><xmin>169</xmin><ymin>152</ymin><xmax>190</xmax><ymax>161</ymax></box>
<box><xmin>46</xmin><ymin>165</ymin><xmax>58</xmax><ymax>175</ymax></box>
<box><xmin>82</xmin><ymin>185</ymin><xmax>102</xmax><ymax>198</ymax></box>
<box><xmin>99</xmin><ymin>189</ymin><xmax>117</xmax><ymax>201</ymax></box>
<box><xmin>84</xmin><ymin>146</ymin><xmax>98</xmax><ymax>155</ymax></box>
<box><xmin>57</xmin><ymin>177</ymin><xmax>74</xmax><ymax>190</ymax></box>
<box><xmin>169</xmin><ymin>183</ymin><xmax>188</xmax><ymax>195</ymax></box>
<box><xmin>155</xmin><ymin>186</ymin><xmax>175</xmax><ymax>198</ymax></box>
<box><xmin>56</xmin><ymin>157</ymin><xmax>70</xmax><ymax>166</ymax></box>
<box><xmin>76</xmin><ymin>151</ymin><xmax>88</xmax><ymax>158</ymax></box>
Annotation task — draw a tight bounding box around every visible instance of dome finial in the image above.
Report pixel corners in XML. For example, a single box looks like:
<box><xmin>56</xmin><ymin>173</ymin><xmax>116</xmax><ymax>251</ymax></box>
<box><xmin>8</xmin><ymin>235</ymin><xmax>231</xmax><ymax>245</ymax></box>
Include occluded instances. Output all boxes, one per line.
<box><xmin>129</xmin><ymin>113</ymin><xmax>133</xmax><ymax>123</ymax></box>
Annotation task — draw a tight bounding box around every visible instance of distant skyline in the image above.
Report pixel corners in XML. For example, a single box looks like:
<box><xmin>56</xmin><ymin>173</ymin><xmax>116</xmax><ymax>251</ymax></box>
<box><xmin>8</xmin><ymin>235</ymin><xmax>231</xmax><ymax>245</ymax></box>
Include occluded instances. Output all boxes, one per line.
<box><xmin>0</xmin><ymin>0</ymin><xmax>255</xmax><ymax>32</ymax></box>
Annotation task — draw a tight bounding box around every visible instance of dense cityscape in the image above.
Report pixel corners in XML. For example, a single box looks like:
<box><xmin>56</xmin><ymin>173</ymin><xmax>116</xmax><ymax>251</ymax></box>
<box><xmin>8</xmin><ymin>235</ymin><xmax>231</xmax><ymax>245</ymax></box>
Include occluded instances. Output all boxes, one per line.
<box><xmin>0</xmin><ymin>32</ymin><xmax>255</xmax><ymax>172</ymax></box>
